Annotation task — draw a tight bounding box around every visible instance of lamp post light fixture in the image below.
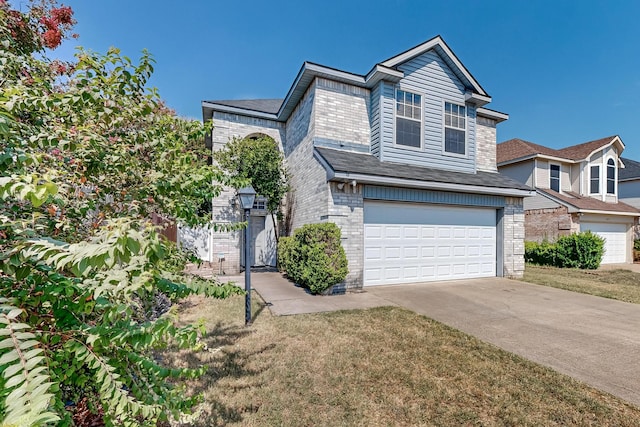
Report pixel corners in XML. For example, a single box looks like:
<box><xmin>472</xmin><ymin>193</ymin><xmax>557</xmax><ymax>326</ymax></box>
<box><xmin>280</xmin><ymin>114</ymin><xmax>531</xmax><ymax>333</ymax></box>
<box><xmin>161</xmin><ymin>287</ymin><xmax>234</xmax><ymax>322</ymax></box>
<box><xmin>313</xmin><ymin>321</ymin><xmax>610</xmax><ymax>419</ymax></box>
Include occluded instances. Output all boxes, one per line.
<box><xmin>237</xmin><ymin>185</ymin><xmax>256</xmax><ymax>326</ymax></box>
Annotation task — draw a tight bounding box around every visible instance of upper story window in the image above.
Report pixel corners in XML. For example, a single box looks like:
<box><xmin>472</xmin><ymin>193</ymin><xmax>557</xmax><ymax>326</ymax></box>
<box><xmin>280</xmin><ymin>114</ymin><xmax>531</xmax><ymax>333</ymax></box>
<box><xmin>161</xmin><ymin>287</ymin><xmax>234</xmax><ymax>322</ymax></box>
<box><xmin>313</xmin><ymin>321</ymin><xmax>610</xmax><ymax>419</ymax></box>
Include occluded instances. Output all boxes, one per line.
<box><xmin>590</xmin><ymin>165</ymin><xmax>600</xmax><ymax>194</ymax></box>
<box><xmin>444</xmin><ymin>102</ymin><xmax>466</xmax><ymax>155</ymax></box>
<box><xmin>395</xmin><ymin>89</ymin><xmax>422</xmax><ymax>148</ymax></box>
<box><xmin>550</xmin><ymin>164</ymin><xmax>560</xmax><ymax>192</ymax></box>
<box><xmin>607</xmin><ymin>158</ymin><xmax>616</xmax><ymax>194</ymax></box>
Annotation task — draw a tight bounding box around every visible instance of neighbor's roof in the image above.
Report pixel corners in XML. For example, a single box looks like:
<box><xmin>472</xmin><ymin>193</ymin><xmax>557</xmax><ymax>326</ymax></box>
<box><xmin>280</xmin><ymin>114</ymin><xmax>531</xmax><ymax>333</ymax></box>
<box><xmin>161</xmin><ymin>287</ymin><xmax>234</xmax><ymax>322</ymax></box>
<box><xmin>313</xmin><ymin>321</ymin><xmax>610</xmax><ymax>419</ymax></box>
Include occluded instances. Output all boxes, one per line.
<box><xmin>497</xmin><ymin>136</ymin><xmax>623</xmax><ymax>165</ymax></box>
<box><xmin>537</xmin><ymin>188</ymin><xmax>640</xmax><ymax>215</ymax></box>
<box><xmin>314</xmin><ymin>146</ymin><xmax>532</xmax><ymax>197</ymax></box>
<box><xmin>620</xmin><ymin>157</ymin><xmax>640</xmax><ymax>181</ymax></box>
<box><xmin>203</xmin><ymin>35</ymin><xmax>504</xmax><ymax>123</ymax></box>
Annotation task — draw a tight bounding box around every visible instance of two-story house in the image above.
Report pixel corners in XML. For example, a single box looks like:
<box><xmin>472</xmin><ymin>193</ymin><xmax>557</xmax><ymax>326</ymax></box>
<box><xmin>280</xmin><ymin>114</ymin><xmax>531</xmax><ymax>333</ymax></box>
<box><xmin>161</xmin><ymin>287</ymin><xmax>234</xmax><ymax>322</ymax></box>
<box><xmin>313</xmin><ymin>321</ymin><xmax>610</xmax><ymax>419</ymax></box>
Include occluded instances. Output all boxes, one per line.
<box><xmin>184</xmin><ymin>36</ymin><xmax>534</xmax><ymax>291</ymax></box>
<box><xmin>497</xmin><ymin>136</ymin><xmax>640</xmax><ymax>264</ymax></box>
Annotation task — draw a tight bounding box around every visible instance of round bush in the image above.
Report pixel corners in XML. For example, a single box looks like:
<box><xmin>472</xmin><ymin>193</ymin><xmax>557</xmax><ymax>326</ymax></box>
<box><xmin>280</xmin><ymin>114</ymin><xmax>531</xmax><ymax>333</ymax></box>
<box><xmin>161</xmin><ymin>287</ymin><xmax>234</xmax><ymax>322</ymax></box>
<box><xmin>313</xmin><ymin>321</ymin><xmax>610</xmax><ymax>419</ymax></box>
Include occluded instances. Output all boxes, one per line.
<box><xmin>277</xmin><ymin>222</ymin><xmax>348</xmax><ymax>294</ymax></box>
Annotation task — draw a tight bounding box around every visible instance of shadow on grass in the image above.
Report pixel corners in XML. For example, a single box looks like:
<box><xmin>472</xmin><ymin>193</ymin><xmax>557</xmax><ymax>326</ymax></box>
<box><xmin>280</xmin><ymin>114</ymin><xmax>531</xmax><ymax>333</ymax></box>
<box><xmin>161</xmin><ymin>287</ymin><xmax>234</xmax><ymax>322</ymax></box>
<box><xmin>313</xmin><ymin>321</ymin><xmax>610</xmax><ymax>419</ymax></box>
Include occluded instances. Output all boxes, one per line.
<box><xmin>168</xmin><ymin>318</ymin><xmax>276</xmax><ymax>425</ymax></box>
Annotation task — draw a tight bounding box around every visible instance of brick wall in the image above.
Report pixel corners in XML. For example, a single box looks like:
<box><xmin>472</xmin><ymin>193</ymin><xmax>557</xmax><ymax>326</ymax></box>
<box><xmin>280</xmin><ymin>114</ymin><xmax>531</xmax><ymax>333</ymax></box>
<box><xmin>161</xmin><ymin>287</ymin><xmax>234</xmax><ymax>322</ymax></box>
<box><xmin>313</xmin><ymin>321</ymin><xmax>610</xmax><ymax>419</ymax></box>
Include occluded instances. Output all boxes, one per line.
<box><xmin>476</xmin><ymin>116</ymin><xmax>497</xmax><ymax>172</ymax></box>
<box><xmin>503</xmin><ymin>197</ymin><xmax>525</xmax><ymax>278</ymax></box>
<box><xmin>326</xmin><ymin>182</ymin><xmax>364</xmax><ymax>291</ymax></box>
<box><xmin>525</xmin><ymin>206</ymin><xmax>577</xmax><ymax>243</ymax></box>
<box><xmin>188</xmin><ymin>112</ymin><xmax>285</xmax><ymax>273</ymax></box>
<box><xmin>285</xmin><ymin>81</ymin><xmax>330</xmax><ymax>230</ymax></box>
<box><xmin>314</xmin><ymin>78</ymin><xmax>371</xmax><ymax>147</ymax></box>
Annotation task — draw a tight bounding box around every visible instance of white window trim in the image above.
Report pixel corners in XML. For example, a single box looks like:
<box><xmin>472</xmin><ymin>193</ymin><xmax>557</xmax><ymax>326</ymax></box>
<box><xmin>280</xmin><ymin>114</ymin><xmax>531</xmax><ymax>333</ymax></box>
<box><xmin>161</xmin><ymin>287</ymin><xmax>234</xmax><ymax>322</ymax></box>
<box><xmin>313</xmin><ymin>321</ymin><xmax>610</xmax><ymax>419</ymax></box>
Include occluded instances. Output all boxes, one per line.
<box><xmin>589</xmin><ymin>164</ymin><xmax>601</xmax><ymax>195</ymax></box>
<box><xmin>393</xmin><ymin>87</ymin><xmax>423</xmax><ymax>151</ymax></box>
<box><xmin>441</xmin><ymin>100</ymin><xmax>468</xmax><ymax>159</ymax></box>
<box><xmin>549</xmin><ymin>163</ymin><xmax>561</xmax><ymax>192</ymax></box>
<box><xmin>606</xmin><ymin>156</ymin><xmax>617</xmax><ymax>195</ymax></box>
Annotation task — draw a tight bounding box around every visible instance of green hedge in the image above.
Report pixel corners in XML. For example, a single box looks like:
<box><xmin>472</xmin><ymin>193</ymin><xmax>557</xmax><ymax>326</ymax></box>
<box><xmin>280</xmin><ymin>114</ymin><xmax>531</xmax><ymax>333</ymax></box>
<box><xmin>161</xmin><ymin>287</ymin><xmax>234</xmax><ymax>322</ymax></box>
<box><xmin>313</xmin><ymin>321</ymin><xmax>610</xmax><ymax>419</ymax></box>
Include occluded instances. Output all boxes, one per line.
<box><xmin>277</xmin><ymin>222</ymin><xmax>348</xmax><ymax>294</ymax></box>
<box><xmin>525</xmin><ymin>231</ymin><xmax>605</xmax><ymax>269</ymax></box>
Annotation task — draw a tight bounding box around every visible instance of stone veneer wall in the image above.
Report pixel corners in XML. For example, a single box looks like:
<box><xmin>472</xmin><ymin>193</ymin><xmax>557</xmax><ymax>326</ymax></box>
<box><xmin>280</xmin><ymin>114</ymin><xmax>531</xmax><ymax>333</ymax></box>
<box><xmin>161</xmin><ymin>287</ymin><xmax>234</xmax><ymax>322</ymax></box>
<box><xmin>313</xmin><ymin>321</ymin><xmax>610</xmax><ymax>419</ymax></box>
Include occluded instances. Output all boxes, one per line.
<box><xmin>476</xmin><ymin>116</ymin><xmax>497</xmax><ymax>172</ymax></box>
<box><xmin>502</xmin><ymin>197</ymin><xmax>526</xmax><ymax>278</ymax></box>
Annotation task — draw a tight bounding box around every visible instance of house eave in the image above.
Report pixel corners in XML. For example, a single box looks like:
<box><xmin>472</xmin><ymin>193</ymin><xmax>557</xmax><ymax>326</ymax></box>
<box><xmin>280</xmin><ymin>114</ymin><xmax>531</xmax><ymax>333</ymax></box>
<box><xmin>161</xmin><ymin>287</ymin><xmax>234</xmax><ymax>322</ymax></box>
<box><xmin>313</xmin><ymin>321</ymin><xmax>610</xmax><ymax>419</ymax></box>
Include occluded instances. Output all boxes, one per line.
<box><xmin>535</xmin><ymin>190</ymin><xmax>640</xmax><ymax>217</ymax></box>
<box><xmin>465</xmin><ymin>92</ymin><xmax>492</xmax><ymax>107</ymax></box>
<box><xmin>201</xmin><ymin>101</ymin><xmax>279</xmax><ymax>121</ymax></box>
<box><xmin>477</xmin><ymin>107</ymin><xmax>508</xmax><ymax>123</ymax></box>
<box><xmin>577</xmin><ymin>209</ymin><xmax>640</xmax><ymax>217</ymax></box>
<box><xmin>330</xmin><ymin>171</ymin><xmax>533</xmax><ymax>198</ymax></box>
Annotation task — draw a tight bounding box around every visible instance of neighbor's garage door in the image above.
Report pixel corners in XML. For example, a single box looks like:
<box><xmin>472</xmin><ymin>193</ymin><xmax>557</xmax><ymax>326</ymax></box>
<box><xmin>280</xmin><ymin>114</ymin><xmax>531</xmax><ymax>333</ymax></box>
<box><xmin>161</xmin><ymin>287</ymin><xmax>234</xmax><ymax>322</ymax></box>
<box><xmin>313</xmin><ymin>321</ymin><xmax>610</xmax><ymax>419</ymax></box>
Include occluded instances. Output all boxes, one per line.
<box><xmin>364</xmin><ymin>201</ymin><xmax>496</xmax><ymax>286</ymax></box>
<box><xmin>581</xmin><ymin>222</ymin><xmax>627</xmax><ymax>264</ymax></box>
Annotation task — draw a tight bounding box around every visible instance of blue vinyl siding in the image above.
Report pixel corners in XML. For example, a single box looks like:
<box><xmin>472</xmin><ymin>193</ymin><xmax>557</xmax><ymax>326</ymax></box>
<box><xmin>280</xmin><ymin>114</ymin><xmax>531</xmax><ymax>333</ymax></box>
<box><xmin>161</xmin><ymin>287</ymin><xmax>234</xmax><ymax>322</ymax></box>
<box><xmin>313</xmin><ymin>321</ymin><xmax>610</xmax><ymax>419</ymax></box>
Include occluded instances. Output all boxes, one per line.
<box><xmin>379</xmin><ymin>82</ymin><xmax>395</xmax><ymax>162</ymax></box>
<box><xmin>364</xmin><ymin>185</ymin><xmax>505</xmax><ymax>207</ymax></box>
<box><xmin>381</xmin><ymin>50</ymin><xmax>476</xmax><ymax>173</ymax></box>
<box><xmin>370</xmin><ymin>82</ymin><xmax>381</xmax><ymax>157</ymax></box>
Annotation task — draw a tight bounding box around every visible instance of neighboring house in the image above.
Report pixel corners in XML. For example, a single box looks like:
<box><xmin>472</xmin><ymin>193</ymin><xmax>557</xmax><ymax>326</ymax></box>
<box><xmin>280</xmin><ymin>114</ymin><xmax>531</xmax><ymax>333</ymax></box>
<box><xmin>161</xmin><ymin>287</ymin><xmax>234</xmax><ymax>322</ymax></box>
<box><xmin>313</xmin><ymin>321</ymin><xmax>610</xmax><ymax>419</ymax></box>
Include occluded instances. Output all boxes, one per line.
<box><xmin>182</xmin><ymin>35</ymin><xmax>534</xmax><ymax>291</ymax></box>
<box><xmin>619</xmin><ymin>156</ymin><xmax>640</xmax><ymax>239</ymax></box>
<box><xmin>497</xmin><ymin>136</ymin><xmax>640</xmax><ymax>264</ymax></box>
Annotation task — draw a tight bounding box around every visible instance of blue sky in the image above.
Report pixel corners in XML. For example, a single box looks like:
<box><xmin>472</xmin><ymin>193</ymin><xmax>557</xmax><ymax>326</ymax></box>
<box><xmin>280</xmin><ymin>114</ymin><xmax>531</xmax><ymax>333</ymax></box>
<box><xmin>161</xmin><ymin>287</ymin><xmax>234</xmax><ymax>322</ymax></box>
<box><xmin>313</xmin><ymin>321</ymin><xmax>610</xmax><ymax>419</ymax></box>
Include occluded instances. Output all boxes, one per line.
<box><xmin>54</xmin><ymin>0</ymin><xmax>640</xmax><ymax>159</ymax></box>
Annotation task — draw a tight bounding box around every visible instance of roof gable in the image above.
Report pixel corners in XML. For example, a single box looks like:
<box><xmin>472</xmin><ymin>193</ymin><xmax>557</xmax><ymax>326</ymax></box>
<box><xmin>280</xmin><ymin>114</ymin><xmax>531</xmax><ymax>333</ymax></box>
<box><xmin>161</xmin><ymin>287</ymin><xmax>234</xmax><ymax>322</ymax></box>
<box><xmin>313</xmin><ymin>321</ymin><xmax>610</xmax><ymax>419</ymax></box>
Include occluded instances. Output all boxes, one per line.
<box><xmin>203</xmin><ymin>35</ymin><xmax>492</xmax><ymax>122</ymax></box>
<box><xmin>498</xmin><ymin>136</ymin><xmax>623</xmax><ymax>165</ymax></box>
<box><xmin>380</xmin><ymin>35</ymin><xmax>488</xmax><ymax>98</ymax></box>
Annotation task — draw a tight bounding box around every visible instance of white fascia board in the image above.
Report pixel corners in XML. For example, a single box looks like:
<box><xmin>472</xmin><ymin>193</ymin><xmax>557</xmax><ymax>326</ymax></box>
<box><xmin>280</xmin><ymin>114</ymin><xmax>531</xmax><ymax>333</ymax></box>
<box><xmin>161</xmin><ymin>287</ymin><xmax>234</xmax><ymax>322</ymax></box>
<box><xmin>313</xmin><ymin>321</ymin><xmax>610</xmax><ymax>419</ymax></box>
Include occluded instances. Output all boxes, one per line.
<box><xmin>580</xmin><ymin>137</ymin><xmax>624</xmax><ymax>163</ymax></box>
<box><xmin>477</xmin><ymin>107</ymin><xmax>509</xmax><ymax>123</ymax></box>
<box><xmin>201</xmin><ymin>101</ymin><xmax>278</xmax><ymax>120</ymax></box>
<box><xmin>498</xmin><ymin>154</ymin><xmax>575</xmax><ymax>168</ymax></box>
<box><xmin>305</xmin><ymin>62</ymin><xmax>366</xmax><ymax>85</ymax></box>
<box><xmin>364</xmin><ymin>64</ymin><xmax>404</xmax><ymax>87</ymax></box>
<box><xmin>465</xmin><ymin>92</ymin><xmax>492</xmax><ymax>107</ymax></box>
<box><xmin>332</xmin><ymin>171</ymin><xmax>533</xmax><ymax>197</ymax></box>
<box><xmin>578</xmin><ymin>209</ymin><xmax>640</xmax><ymax>217</ymax></box>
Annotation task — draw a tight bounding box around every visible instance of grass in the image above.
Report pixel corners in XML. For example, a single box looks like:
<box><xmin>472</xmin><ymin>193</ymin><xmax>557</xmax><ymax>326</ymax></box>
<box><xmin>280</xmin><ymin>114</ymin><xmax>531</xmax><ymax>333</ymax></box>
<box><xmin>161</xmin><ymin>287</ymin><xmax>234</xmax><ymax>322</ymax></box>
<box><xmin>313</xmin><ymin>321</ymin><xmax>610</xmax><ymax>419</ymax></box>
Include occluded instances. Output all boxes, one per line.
<box><xmin>163</xmin><ymin>292</ymin><xmax>640</xmax><ymax>426</ymax></box>
<box><xmin>523</xmin><ymin>265</ymin><xmax>640</xmax><ymax>304</ymax></box>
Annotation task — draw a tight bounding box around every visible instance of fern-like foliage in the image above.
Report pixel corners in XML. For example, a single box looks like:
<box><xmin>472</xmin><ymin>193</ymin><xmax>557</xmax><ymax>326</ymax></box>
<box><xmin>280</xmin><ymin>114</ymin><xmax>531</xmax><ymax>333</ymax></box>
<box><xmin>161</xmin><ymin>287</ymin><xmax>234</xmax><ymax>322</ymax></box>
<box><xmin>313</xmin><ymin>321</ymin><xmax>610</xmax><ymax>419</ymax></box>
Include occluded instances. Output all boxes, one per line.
<box><xmin>0</xmin><ymin>301</ymin><xmax>59</xmax><ymax>426</ymax></box>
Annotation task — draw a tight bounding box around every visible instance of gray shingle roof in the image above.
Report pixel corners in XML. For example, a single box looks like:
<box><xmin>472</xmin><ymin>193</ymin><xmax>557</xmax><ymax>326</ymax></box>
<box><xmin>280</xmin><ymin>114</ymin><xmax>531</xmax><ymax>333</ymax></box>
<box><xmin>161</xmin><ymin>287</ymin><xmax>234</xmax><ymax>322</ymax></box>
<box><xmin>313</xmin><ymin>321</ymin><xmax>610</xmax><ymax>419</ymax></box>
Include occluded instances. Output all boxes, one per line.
<box><xmin>204</xmin><ymin>99</ymin><xmax>283</xmax><ymax>114</ymax></box>
<box><xmin>620</xmin><ymin>157</ymin><xmax>640</xmax><ymax>180</ymax></box>
<box><xmin>315</xmin><ymin>147</ymin><xmax>532</xmax><ymax>191</ymax></box>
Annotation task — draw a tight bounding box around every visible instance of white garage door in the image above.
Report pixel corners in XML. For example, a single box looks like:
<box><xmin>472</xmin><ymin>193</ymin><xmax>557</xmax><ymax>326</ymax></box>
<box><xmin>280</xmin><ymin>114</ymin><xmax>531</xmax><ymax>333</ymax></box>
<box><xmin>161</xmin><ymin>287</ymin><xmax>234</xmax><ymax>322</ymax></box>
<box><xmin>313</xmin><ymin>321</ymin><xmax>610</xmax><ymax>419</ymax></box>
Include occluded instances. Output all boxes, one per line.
<box><xmin>364</xmin><ymin>201</ymin><xmax>496</xmax><ymax>286</ymax></box>
<box><xmin>581</xmin><ymin>222</ymin><xmax>627</xmax><ymax>264</ymax></box>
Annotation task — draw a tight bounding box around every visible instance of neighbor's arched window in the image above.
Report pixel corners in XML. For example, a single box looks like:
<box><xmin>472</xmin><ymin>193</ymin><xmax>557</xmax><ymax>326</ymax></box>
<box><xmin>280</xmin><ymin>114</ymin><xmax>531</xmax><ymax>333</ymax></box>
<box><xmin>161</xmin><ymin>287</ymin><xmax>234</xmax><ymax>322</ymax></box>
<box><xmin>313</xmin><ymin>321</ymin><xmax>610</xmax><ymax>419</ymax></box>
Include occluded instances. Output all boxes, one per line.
<box><xmin>607</xmin><ymin>158</ymin><xmax>616</xmax><ymax>194</ymax></box>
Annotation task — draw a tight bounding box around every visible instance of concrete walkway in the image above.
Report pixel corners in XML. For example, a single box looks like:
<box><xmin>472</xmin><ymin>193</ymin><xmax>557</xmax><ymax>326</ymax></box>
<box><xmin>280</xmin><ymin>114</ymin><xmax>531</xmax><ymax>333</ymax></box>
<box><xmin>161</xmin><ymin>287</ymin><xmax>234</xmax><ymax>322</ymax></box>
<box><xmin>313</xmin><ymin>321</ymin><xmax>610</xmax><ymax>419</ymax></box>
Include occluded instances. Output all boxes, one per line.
<box><xmin>248</xmin><ymin>271</ymin><xmax>393</xmax><ymax>315</ymax></box>
<box><xmin>190</xmin><ymin>265</ymin><xmax>640</xmax><ymax>407</ymax></box>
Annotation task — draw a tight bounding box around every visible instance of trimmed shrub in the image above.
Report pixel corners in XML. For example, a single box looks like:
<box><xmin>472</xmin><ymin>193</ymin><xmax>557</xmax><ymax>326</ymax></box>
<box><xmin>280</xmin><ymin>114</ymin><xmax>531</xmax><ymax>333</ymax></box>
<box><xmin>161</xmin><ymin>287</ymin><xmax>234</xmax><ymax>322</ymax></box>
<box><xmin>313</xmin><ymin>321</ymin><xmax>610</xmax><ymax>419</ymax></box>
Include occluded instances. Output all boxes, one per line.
<box><xmin>525</xmin><ymin>240</ymin><xmax>556</xmax><ymax>266</ymax></box>
<box><xmin>277</xmin><ymin>222</ymin><xmax>348</xmax><ymax>294</ymax></box>
<box><xmin>277</xmin><ymin>235</ymin><xmax>295</xmax><ymax>274</ymax></box>
<box><xmin>525</xmin><ymin>231</ymin><xmax>604</xmax><ymax>269</ymax></box>
<box><xmin>555</xmin><ymin>231</ymin><xmax>604</xmax><ymax>269</ymax></box>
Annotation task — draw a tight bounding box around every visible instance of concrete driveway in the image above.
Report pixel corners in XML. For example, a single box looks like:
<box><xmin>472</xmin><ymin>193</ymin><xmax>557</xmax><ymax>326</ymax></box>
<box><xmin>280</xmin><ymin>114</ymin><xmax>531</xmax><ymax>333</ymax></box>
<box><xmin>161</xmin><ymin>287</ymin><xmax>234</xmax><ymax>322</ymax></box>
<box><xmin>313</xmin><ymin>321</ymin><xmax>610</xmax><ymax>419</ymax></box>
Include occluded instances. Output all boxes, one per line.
<box><xmin>368</xmin><ymin>277</ymin><xmax>640</xmax><ymax>408</ymax></box>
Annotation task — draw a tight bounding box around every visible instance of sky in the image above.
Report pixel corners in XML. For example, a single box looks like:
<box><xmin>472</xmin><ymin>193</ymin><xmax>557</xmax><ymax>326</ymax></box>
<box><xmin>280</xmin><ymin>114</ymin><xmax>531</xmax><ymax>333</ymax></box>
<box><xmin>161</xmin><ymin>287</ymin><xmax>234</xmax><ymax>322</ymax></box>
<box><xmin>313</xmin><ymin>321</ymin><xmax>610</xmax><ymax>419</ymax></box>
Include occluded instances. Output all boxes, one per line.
<box><xmin>49</xmin><ymin>0</ymin><xmax>640</xmax><ymax>160</ymax></box>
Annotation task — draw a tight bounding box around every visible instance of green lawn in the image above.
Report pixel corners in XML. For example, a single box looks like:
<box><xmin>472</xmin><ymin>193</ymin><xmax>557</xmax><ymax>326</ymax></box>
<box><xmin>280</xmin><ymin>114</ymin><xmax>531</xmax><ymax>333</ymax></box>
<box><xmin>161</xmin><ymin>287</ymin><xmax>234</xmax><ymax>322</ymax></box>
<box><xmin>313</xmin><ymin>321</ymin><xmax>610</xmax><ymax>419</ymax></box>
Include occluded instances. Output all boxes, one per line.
<box><xmin>523</xmin><ymin>264</ymin><xmax>640</xmax><ymax>304</ymax></box>
<box><xmin>164</xmin><ymin>292</ymin><xmax>640</xmax><ymax>426</ymax></box>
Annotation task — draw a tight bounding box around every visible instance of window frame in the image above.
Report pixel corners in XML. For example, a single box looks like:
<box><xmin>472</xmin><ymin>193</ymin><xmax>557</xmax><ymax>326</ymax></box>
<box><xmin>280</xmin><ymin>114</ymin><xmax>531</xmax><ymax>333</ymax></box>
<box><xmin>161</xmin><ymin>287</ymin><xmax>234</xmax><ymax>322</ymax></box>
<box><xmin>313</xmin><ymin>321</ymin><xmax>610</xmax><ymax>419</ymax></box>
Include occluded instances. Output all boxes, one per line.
<box><xmin>442</xmin><ymin>100</ymin><xmax>467</xmax><ymax>157</ymax></box>
<box><xmin>394</xmin><ymin>88</ymin><xmax>423</xmax><ymax>150</ymax></box>
<box><xmin>589</xmin><ymin>164</ymin><xmax>600</xmax><ymax>194</ymax></box>
<box><xmin>606</xmin><ymin>157</ymin><xmax>616</xmax><ymax>195</ymax></box>
<box><xmin>549</xmin><ymin>163</ymin><xmax>561</xmax><ymax>192</ymax></box>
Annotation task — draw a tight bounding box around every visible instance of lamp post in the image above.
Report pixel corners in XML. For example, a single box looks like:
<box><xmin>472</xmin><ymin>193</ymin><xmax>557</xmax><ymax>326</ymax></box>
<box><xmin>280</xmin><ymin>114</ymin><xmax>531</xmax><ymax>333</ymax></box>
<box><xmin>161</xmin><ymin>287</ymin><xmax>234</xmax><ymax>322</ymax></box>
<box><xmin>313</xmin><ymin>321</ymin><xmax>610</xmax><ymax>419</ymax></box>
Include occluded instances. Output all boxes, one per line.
<box><xmin>237</xmin><ymin>185</ymin><xmax>256</xmax><ymax>326</ymax></box>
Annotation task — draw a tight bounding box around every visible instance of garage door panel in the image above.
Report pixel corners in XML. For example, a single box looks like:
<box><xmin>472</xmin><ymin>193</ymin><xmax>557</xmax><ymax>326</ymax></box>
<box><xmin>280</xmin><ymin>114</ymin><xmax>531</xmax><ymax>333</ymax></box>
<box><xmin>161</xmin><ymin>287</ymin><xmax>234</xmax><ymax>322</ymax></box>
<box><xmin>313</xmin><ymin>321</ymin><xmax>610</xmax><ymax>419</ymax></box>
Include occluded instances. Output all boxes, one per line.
<box><xmin>581</xmin><ymin>222</ymin><xmax>627</xmax><ymax>264</ymax></box>
<box><xmin>364</xmin><ymin>202</ymin><xmax>497</xmax><ymax>286</ymax></box>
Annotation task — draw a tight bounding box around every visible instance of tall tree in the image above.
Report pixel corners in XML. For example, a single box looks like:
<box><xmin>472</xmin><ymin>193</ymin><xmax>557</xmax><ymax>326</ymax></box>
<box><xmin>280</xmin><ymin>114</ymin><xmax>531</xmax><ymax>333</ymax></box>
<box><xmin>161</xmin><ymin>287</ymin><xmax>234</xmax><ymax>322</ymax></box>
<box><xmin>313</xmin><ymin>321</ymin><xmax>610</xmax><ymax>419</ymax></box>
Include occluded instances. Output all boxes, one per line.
<box><xmin>214</xmin><ymin>136</ymin><xmax>289</xmax><ymax>244</ymax></box>
<box><xmin>0</xmin><ymin>1</ymin><xmax>242</xmax><ymax>425</ymax></box>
